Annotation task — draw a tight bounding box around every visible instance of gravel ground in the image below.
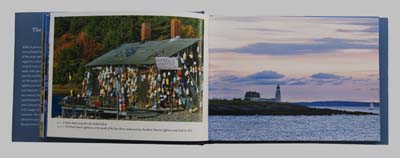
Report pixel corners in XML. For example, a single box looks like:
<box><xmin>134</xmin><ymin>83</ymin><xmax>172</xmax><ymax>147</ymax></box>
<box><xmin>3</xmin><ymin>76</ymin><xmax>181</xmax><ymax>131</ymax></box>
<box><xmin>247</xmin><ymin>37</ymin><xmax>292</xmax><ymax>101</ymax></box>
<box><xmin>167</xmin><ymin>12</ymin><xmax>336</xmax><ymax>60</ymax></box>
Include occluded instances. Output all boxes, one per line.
<box><xmin>59</xmin><ymin>108</ymin><xmax>203</xmax><ymax>122</ymax></box>
<box><xmin>128</xmin><ymin>109</ymin><xmax>202</xmax><ymax>122</ymax></box>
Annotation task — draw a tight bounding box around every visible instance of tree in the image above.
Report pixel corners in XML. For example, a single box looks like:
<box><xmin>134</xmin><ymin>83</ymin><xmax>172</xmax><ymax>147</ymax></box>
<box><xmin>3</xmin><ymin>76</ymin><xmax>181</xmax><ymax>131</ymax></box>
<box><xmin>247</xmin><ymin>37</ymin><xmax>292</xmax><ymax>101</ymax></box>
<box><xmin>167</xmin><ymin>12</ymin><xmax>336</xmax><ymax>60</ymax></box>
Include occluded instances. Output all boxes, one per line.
<box><xmin>53</xmin><ymin>16</ymin><xmax>204</xmax><ymax>85</ymax></box>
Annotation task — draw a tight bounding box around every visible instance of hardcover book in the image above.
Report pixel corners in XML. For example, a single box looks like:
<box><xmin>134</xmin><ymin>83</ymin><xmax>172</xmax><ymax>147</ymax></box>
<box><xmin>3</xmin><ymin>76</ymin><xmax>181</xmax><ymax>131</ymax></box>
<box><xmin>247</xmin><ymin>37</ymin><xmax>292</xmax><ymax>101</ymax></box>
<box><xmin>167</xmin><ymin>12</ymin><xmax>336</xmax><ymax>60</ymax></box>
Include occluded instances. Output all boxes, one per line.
<box><xmin>12</xmin><ymin>11</ymin><xmax>388</xmax><ymax>144</ymax></box>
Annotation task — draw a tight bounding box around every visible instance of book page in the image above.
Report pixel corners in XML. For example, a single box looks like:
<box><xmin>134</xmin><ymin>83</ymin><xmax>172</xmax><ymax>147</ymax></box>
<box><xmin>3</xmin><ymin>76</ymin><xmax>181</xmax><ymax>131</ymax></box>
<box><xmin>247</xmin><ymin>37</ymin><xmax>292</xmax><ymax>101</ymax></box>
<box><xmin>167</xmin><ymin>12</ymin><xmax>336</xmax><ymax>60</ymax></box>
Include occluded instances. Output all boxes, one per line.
<box><xmin>12</xmin><ymin>13</ymin><xmax>49</xmax><ymax>142</ymax></box>
<box><xmin>208</xmin><ymin>16</ymin><xmax>386</xmax><ymax>143</ymax></box>
<box><xmin>46</xmin><ymin>11</ymin><xmax>208</xmax><ymax>142</ymax></box>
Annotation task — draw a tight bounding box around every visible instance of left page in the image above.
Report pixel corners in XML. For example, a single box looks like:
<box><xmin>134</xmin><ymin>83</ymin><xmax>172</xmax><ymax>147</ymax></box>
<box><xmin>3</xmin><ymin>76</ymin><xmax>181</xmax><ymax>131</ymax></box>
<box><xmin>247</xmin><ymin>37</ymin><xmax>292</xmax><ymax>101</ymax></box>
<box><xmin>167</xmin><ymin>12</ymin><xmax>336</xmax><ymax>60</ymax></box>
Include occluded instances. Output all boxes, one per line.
<box><xmin>12</xmin><ymin>12</ymin><xmax>49</xmax><ymax>142</ymax></box>
<box><xmin>45</xmin><ymin>11</ymin><xmax>208</xmax><ymax>142</ymax></box>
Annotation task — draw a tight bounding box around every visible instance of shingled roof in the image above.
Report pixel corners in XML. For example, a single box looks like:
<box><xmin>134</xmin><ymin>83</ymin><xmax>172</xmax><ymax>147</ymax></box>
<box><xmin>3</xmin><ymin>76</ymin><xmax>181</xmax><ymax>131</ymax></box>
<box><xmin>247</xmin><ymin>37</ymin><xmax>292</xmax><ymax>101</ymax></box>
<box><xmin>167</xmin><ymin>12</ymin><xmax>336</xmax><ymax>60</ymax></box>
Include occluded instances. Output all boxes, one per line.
<box><xmin>86</xmin><ymin>38</ymin><xmax>199</xmax><ymax>67</ymax></box>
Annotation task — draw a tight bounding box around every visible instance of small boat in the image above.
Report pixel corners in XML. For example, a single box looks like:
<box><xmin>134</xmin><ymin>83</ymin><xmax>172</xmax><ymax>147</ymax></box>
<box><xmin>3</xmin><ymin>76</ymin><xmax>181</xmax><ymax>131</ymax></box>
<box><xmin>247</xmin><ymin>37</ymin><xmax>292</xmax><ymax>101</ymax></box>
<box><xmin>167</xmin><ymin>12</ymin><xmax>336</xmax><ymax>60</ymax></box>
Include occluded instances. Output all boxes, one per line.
<box><xmin>369</xmin><ymin>102</ymin><xmax>374</xmax><ymax>110</ymax></box>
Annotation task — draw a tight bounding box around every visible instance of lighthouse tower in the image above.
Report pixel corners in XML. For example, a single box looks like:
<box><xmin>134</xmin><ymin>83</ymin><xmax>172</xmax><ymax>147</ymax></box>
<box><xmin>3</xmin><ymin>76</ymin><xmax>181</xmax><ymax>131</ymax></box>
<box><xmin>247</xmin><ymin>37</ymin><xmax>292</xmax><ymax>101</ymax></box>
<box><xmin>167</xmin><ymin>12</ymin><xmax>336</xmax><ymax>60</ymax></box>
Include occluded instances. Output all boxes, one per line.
<box><xmin>275</xmin><ymin>83</ymin><xmax>281</xmax><ymax>102</ymax></box>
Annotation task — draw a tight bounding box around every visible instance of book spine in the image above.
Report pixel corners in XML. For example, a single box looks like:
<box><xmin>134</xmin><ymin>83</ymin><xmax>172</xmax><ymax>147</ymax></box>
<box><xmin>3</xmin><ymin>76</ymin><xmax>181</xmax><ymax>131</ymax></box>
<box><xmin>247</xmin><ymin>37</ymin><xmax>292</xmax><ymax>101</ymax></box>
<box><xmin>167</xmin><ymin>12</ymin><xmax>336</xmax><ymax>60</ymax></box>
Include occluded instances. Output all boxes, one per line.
<box><xmin>40</xmin><ymin>13</ymin><xmax>50</xmax><ymax>139</ymax></box>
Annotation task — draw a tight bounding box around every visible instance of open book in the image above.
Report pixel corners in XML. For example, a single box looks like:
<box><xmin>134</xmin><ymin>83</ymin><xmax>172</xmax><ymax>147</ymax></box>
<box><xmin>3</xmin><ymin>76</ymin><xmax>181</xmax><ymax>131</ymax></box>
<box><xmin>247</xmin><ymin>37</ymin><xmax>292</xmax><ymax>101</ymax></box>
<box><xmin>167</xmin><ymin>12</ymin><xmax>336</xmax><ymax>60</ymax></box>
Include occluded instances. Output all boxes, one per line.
<box><xmin>12</xmin><ymin>11</ymin><xmax>388</xmax><ymax>144</ymax></box>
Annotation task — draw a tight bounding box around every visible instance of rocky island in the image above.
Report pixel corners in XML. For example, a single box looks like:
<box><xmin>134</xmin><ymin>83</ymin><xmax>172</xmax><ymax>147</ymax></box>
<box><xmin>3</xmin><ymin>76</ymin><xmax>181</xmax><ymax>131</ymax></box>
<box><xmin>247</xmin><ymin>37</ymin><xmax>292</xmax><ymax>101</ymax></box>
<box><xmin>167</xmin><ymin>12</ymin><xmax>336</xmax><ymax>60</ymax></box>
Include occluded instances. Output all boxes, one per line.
<box><xmin>209</xmin><ymin>99</ymin><xmax>377</xmax><ymax>116</ymax></box>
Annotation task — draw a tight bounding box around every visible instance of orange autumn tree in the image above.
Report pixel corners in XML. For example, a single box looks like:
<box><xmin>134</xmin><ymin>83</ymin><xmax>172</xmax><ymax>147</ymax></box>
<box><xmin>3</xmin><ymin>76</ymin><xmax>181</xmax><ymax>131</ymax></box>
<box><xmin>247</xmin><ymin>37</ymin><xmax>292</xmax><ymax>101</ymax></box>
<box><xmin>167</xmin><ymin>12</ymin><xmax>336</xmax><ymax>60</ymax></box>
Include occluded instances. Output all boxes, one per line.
<box><xmin>76</xmin><ymin>32</ymin><xmax>103</xmax><ymax>61</ymax></box>
<box><xmin>53</xmin><ymin>33</ymin><xmax>75</xmax><ymax>68</ymax></box>
<box><xmin>53</xmin><ymin>32</ymin><xmax>103</xmax><ymax>84</ymax></box>
<box><xmin>180</xmin><ymin>24</ymin><xmax>198</xmax><ymax>38</ymax></box>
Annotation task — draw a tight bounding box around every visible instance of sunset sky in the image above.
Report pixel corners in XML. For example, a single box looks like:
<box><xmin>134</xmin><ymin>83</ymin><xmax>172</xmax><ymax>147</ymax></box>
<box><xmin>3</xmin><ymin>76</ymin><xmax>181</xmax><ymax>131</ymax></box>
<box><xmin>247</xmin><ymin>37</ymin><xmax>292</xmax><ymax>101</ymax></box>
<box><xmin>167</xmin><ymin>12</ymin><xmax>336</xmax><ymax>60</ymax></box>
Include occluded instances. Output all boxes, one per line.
<box><xmin>209</xmin><ymin>16</ymin><xmax>380</xmax><ymax>102</ymax></box>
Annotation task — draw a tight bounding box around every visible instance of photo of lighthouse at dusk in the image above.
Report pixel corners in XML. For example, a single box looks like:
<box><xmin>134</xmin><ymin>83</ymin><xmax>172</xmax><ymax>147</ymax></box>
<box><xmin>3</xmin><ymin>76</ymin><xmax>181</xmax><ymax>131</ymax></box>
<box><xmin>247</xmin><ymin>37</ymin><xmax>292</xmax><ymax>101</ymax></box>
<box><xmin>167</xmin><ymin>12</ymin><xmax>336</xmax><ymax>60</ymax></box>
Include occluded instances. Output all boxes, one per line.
<box><xmin>208</xmin><ymin>16</ymin><xmax>381</xmax><ymax>142</ymax></box>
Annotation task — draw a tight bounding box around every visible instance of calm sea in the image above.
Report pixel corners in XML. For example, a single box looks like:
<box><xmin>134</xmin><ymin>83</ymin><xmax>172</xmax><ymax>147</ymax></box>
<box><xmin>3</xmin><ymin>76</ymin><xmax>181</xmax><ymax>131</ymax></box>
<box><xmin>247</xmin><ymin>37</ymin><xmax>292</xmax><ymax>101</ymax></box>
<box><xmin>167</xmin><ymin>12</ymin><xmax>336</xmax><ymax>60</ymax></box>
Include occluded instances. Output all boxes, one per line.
<box><xmin>209</xmin><ymin>106</ymin><xmax>380</xmax><ymax>141</ymax></box>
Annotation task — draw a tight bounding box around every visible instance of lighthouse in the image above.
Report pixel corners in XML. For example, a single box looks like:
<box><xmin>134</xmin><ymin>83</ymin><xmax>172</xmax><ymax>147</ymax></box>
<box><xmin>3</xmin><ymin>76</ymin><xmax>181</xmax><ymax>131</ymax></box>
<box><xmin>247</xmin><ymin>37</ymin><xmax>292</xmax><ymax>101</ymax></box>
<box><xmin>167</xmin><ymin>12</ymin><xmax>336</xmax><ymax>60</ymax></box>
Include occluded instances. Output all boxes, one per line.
<box><xmin>275</xmin><ymin>83</ymin><xmax>281</xmax><ymax>102</ymax></box>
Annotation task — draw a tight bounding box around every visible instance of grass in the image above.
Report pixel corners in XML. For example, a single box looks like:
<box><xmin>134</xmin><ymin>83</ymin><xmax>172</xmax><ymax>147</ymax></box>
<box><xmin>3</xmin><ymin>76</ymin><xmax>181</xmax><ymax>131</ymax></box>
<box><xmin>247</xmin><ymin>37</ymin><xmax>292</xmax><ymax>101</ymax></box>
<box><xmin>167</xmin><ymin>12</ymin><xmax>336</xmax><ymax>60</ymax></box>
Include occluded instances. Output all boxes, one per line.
<box><xmin>52</xmin><ymin>83</ymin><xmax>81</xmax><ymax>96</ymax></box>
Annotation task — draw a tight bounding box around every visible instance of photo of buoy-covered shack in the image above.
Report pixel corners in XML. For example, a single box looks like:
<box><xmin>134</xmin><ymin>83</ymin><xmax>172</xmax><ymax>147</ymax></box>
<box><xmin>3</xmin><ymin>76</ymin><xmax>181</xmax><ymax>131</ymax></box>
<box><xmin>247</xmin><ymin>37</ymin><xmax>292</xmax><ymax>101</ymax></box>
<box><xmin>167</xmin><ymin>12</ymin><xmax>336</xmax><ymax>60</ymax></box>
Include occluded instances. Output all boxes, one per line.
<box><xmin>53</xmin><ymin>18</ymin><xmax>204</xmax><ymax>121</ymax></box>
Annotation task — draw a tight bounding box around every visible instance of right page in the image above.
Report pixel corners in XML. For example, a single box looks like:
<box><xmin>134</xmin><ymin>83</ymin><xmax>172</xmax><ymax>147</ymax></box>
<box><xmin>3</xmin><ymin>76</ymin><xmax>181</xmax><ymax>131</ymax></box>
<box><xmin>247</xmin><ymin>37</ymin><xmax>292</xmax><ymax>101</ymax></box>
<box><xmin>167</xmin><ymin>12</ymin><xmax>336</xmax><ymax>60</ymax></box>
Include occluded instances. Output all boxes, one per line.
<box><xmin>208</xmin><ymin>16</ymin><xmax>388</xmax><ymax>143</ymax></box>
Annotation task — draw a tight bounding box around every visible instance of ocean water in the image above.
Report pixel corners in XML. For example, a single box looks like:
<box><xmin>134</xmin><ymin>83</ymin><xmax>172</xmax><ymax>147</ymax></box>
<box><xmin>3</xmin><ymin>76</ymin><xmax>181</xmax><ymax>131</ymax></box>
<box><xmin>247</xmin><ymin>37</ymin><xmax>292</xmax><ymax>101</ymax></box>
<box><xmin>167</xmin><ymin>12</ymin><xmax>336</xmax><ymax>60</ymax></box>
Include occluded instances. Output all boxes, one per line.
<box><xmin>52</xmin><ymin>95</ymin><xmax>63</xmax><ymax>117</ymax></box>
<box><xmin>209</xmin><ymin>106</ymin><xmax>380</xmax><ymax>141</ymax></box>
